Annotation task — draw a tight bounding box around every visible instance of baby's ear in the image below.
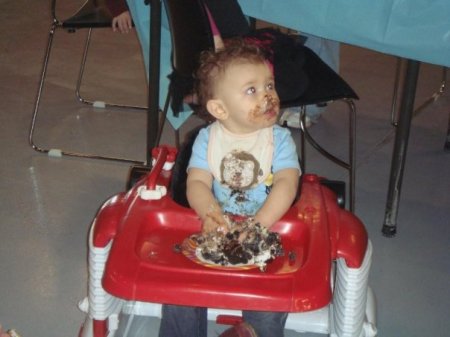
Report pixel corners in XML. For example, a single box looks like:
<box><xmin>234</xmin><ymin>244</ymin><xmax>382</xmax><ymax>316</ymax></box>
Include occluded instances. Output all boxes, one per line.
<box><xmin>206</xmin><ymin>99</ymin><xmax>228</xmax><ymax>120</ymax></box>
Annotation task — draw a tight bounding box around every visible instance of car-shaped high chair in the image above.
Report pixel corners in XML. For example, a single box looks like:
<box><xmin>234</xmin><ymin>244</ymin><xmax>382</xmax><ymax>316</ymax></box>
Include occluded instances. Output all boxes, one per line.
<box><xmin>78</xmin><ymin>146</ymin><xmax>377</xmax><ymax>337</ymax></box>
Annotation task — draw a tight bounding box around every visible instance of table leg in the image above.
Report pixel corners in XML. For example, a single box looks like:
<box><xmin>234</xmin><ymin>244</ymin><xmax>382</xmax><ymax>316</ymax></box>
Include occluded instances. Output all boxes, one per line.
<box><xmin>146</xmin><ymin>0</ymin><xmax>162</xmax><ymax>165</ymax></box>
<box><xmin>382</xmin><ymin>60</ymin><xmax>421</xmax><ymax>237</ymax></box>
<box><xmin>445</xmin><ymin>103</ymin><xmax>450</xmax><ymax>151</ymax></box>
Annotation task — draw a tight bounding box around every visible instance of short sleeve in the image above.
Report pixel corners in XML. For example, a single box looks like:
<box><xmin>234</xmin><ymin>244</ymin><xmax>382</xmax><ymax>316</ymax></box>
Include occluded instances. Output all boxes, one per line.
<box><xmin>187</xmin><ymin>126</ymin><xmax>211</xmax><ymax>172</ymax></box>
<box><xmin>272</xmin><ymin>126</ymin><xmax>301</xmax><ymax>173</ymax></box>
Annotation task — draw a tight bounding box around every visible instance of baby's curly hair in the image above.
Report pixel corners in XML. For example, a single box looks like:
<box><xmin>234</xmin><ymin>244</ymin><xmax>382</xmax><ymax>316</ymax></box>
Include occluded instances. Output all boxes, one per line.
<box><xmin>194</xmin><ymin>38</ymin><xmax>269</xmax><ymax>119</ymax></box>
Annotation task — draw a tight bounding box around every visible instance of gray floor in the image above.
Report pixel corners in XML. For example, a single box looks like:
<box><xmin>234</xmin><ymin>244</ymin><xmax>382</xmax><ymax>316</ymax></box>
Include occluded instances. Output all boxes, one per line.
<box><xmin>1</xmin><ymin>1</ymin><xmax>449</xmax><ymax>337</ymax></box>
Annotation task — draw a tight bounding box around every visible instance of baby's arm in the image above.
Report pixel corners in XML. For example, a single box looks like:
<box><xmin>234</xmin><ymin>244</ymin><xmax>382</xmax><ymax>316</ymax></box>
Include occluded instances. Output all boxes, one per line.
<box><xmin>186</xmin><ymin>167</ymin><xmax>228</xmax><ymax>233</ymax></box>
<box><xmin>254</xmin><ymin>168</ymin><xmax>299</xmax><ymax>228</ymax></box>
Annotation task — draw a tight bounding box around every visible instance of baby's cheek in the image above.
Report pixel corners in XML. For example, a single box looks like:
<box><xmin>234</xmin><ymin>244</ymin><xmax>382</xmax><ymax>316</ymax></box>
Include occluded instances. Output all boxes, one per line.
<box><xmin>248</xmin><ymin>106</ymin><xmax>263</xmax><ymax>121</ymax></box>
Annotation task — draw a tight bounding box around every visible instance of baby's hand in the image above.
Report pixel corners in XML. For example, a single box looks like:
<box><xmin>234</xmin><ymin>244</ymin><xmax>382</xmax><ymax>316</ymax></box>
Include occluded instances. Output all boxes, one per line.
<box><xmin>0</xmin><ymin>325</ymin><xmax>6</xmax><ymax>337</ymax></box>
<box><xmin>0</xmin><ymin>325</ymin><xmax>18</xmax><ymax>337</ymax></box>
<box><xmin>112</xmin><ymin>11</ymin><xmax>132</xmax><ymax>33</ymax></box>
<box><xmin>231</xmin><ymin>217</ymin><xmax>257</xmax><ymax>242</ymax></box>
<box><xmin>202</xmin><ymin>209</ymin><xmax>228</xmax><ymax>234</ymax></box>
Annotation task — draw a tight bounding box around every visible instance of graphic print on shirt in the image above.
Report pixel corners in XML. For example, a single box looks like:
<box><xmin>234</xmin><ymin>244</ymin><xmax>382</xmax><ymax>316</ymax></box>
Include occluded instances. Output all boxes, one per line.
<box><xmin>208</xmin><ymin>122</ymin><xmax>275</xmax><ymax>215</ymax></box>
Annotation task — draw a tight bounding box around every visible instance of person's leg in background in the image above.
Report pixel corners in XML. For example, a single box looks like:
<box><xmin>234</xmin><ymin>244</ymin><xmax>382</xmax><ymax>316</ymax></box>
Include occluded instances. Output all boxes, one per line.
<box><xmin>304</xmin><ymin>34</ymin><xmax>340</xmax><ymax>122</ymax></box>
<box><xmin>280</xmin><ymin>35</ymin><xmax>340</xmax><ymax>128</ymax></box>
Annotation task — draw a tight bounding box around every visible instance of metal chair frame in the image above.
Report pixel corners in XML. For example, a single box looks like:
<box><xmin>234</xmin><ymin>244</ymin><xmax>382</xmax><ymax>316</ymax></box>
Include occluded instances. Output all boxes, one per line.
<box><xmin>299</xmin><ymin>99</ymin><xmax>356</xmax><ymax>211</ymax></box>
<box><xmin>75</xmin><ymin>28</ymin><xmax>147</xmax><ymax>111</ymax></box>
<box><xmin>29</xmin><ymin>0</ymin><xmax>146</xmax><ymax>164</ymax></box>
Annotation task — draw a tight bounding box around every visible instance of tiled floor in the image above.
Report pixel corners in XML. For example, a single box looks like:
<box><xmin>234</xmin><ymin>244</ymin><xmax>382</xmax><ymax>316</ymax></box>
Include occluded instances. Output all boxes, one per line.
<box><xmin>1</xmin><ymin>1</ymin><xmax>449</xmax><ymax>337</ymax></box>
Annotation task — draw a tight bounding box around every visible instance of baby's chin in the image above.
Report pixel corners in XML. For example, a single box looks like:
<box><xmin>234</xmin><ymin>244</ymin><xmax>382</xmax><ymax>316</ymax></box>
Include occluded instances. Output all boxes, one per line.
<box><xmin>262</xmin><ymin>109</ymin><xmax>279</xmax><ymax>125</ymax></box>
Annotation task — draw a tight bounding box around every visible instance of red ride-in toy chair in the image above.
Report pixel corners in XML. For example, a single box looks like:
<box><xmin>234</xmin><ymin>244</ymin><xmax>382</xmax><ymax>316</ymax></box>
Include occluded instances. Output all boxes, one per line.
<box><xmin>78</xmin><ymin>146</ymin><xmax>377</xmax><ymax>337</ymax></box>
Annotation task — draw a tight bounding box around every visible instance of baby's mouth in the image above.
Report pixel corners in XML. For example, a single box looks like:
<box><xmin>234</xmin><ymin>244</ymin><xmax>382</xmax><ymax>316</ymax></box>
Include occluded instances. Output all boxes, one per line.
<box><xmin>261</xmin><ymin>97</ymin><xmax>279</xmax><ymax>117</ymax></box>
<box><xmin>263</xmin><ymin>107</ymin><xmax>276</xmax><ymax>118</ymax></box>
<box><xmin>250</xmin><ymin>96</ymin><xmax>280</xmax><ymax>121</ymax></box>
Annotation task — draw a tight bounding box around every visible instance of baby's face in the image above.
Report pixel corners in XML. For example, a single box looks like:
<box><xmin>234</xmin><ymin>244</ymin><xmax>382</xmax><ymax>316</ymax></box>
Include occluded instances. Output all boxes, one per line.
<box><xmin>215</xmin><ymin>61</ymin><xmax>280</xmax><ymax>134</ymax></box>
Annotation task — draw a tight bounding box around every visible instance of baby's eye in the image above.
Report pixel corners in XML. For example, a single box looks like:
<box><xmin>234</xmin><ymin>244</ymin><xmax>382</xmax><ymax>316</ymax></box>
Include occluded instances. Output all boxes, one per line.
<box><xmin>245</xmin><ymin>87</ymin><xmax>257</xmax><ymax>95</ymax></box>
<box><xmin>266</xmin><ymin>82</ymin><xmax>275</xmax><ymax>91</ymax></box>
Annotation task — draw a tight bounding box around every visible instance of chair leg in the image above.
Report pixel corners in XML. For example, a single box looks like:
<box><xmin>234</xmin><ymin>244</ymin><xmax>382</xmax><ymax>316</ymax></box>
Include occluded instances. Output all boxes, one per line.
<box><xmin>347</xmin><ymin>99</ymin><xmax>356</xmax><ymax>212</ymax></box>
<box><xmin>155</xmin><ymin>90</ymin><xmax>182</xmax><ymax>149</ymax></box>
<box><xmin>155</xmin><ymin>92</ymin><xmax>170</xmax><ymax>147</ymax></box>
<box><xmin>29</xmin><ymin>22</ymin><xmax>57</xmax><ymax>154</ymax></box>
<box><xmin>300</xmin><ymin>101</ymin><xmax>356</xmax><ymax>212</ymax></box>
<box><xmin>75</xmin><ymin>29</ymin><xmax>147</xmax><ymax>111</ymax></box>
<box><xmin>29</xmin><ymin>23</ymin><xmax>145</xmax><ymax>165</ymax></box>
<box><xmin>299</xmin><ymin>107</ymin><xmax>306</xmax><ymax>174</ymax></box>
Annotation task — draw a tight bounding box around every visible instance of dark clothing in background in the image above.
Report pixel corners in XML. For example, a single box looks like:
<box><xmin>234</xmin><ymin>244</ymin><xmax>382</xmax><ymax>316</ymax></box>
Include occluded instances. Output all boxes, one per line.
<box><xmin>106</xmin><ymin>0</ymin><xmax>129</xmax><ymax>17</ymax></box>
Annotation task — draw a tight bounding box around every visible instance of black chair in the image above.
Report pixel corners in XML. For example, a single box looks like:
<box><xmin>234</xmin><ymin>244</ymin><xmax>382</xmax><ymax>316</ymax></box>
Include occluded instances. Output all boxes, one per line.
<box><xmin>161</xmin><ymin>0</ymin><xmax>358</xmax><ymax>211</ymax></box>
<box><xmin>155</xmin><ymin>0</ymin><xmax>214</xmax><ymax>148</ymax></box>
<box><xmin>29</xmin><ymin>0</ymin><xmax>146</xmax><ymax>164</ymax></box>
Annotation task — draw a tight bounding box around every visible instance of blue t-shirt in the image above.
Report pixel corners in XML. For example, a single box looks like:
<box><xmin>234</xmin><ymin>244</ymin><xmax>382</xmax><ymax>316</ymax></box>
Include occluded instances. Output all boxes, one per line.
<box><xmin>188</xmin><ymin>124</ymin><xmax>300</xmax><ymax>216</ymax></box>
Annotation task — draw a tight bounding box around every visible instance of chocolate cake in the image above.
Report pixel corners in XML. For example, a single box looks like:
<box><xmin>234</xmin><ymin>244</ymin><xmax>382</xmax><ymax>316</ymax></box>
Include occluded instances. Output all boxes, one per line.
<box><xmin>189</xmin><ymin>219</ymin><xmax>283</xmax><ymax>271</ymax></box>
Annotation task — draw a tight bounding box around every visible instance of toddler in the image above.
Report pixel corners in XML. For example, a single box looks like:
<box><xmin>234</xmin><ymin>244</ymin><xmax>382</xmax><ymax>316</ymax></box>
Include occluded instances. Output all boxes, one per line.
<box><xmin>159</xmin><ymin>39</ymin><xmax>301</xmax><ymax>337</ymax></box>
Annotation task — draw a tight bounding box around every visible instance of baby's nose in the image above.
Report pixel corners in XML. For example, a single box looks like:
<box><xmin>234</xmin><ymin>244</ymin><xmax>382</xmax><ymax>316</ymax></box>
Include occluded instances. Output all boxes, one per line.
<box><xmin>262</xmin><ymin>94</ymin><xmax>274</xmax><ymax>106</ymax></box>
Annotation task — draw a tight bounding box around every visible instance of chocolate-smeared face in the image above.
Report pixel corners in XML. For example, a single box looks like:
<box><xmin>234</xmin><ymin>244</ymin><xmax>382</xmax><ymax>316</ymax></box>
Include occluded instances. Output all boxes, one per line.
<box><xmin>213</xmin><ymin>61</ymin><xmax>280</xmax><ymax>134</ymax></box>
<box><xmin>249</xmin><ymin>93</ymin><xmax>280</xmax><ymax>124</ymax></box>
